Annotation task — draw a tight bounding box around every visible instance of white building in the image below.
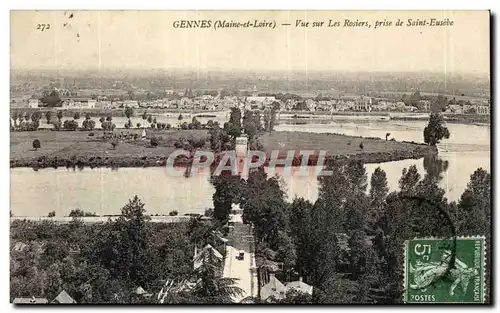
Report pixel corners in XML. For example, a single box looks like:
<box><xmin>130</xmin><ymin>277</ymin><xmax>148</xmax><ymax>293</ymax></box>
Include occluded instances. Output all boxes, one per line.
<box><xmin>476</xmin><ymin>105</ymin><xmax>490</xmax><ymax>115</ymax></box>
<box><xmin>285</xmin><ymin>277</ymin><xmax>313</xmax><ymax>295</ymax></box>
<box><xmin>28</xmin><ymin>99</ymin><xmax>39</xmax><ymax>108</ymax></box>
<box><xmin>260</xmin><ymin>273</ymin><xmax>287</xmax><ymax>302</ymax></box>
<box><xmin>87</xmin><ymin>99</ymin><xmax>97</xmax><ymax>108</ymax></box>
<box><xmin>123</xmin><ymin>100</ymin><xmax>139</xmax><ymax>108</ymax></box>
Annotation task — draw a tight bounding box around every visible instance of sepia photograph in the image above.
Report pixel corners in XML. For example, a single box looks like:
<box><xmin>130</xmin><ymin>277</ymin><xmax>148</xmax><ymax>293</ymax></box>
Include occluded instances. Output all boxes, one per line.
<box><xmin>9</xmin><ymin>10</ymin><xmax>491</xmax><ymax>305</ymax></box>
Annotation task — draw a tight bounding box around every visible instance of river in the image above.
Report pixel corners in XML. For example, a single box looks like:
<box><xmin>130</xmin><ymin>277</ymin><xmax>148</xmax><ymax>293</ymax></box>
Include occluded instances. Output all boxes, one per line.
<box><xmin>10</xmin><ymin>120</ymin><xmax>490</xmax><ymax>217</ymax></box>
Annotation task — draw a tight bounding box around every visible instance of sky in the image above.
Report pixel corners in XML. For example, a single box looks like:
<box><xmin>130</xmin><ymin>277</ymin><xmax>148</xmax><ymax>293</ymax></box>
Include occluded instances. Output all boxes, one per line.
<box><xmin>10</xmin><ymin>10</ymin><xmax>490</xmax><ymax>74</ymax></box>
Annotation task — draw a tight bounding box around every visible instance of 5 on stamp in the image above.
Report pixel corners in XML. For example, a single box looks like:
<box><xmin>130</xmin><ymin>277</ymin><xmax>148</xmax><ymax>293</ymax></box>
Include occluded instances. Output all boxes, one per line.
<box><xmin>404</xmin><ymin>237</ymin><xmax>485</xmax><ymax>304</ymax></box>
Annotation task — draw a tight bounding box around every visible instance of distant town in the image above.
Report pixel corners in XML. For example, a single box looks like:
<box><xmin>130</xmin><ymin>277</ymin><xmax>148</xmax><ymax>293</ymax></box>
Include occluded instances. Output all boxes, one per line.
<box><xmin>11</xmin><ymin>83</ymin><xmax>491</xmax><ymax>116</ymax></box>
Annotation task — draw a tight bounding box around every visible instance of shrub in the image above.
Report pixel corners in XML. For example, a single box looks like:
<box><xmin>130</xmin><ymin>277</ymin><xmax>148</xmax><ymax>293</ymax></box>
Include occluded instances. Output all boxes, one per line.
<box><xmin>63</xmin><ymin>119</ymin><xmax>79</xmax><ymax>130</ymax></box>
<box><xmin>169</xmin><ymin>210</ymin><xmax>179</xmax><ymax>216</ymax></box>
<box><xmin>68</xmin><ymin>209</ymin><xmax>85</xmax><ymax>217</ymax></box>
<box><xmin>47</xmin><ymin>211</ymin><xmax>55</xmax><ymax>217</ymax></box>
<box><xmin>150</xmin><ymin>136</ymin><xmax>159</xmax><ymax>147</ymax></box>
<box><xmin>32</xmin><ymin>139</ymin><xmax>41</xmax><ymax>151</ymax></box>
<box><xmin>82</xmin><ymin>119</ymin><xmax>96</xmax><ymax>130</ymax></box>
<box><xmin>204</xmin><ymin>208</ymin><xmax>214</xmax><ymax>217</ymax></box>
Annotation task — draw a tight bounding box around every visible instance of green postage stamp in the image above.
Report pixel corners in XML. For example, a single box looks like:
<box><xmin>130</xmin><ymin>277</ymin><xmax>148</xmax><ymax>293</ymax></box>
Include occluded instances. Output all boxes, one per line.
<box><xmin>404</xmin><ymin>237</ymin><xmax>486</xmax><ymax>303</ymax></box>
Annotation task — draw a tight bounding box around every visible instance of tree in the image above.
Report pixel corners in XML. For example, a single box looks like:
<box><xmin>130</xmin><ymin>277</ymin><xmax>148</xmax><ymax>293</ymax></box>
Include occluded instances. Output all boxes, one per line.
<box><xmin>455</xmin><ymin>168</ymin><xmax>491</xmax><ymax>301</ymax></box>
<box><xmin>398</xmin><ymin>165</ymin><xmax>421</xmax><ymax>194</ymax></box>
<box><xmin>114</xmin><ymin>196</ymin><xmax>151</xmax><ymax>285</ymax></box>
<box><xmin>225</xmin><ymin>107</ymin><xmax>242</xmax><ymax>139</ymax></box>
<box><xmin>142</xmin><ymin>111</ymin><xmax>148</xmax><ymax>120</ymax></box>
<box><xmin>211</xmin><ymin>174</ymin><xmax>245</xmax><ymax>223</ymax></box>
<box><xmin>73</xmin><ymin>112</ymin><xmax>81</xmax><ymax>120</ymax></box>
<box><xmin>150</xmin><ymin>137</ymin><xmax>159</xmax><ymax>147</ymax></box>
<box><xmin>52</xmin><ymin>121</ymin><xmax>62</xmax><ymax>131</ymax></box>
<box><xmin>82</xmin><ymin>117</ymin><xmax>96</xmax><ymax>131</ymax></box>
<box><xmin>456</xmin><ymin>168</ymin><xmax>490</xmax><ymax>236</ymax></box>
<box><xmin>40</xmin><ymin>89</ymin><xmax>62</xmax><ymax>107</ymax></box>
<box><xmin>385</xmin><ymin>133</ymin><xmax>390</xmax><ymax>141</ymax></box>
<box><xmin>57</xmin><ymin>110</ymin><xmax>63</xmax><ymax>122</ymax></box>
<box><xmin>177</xmin><ymin>114</ymin><xmax>183</xmax><ymax>127</ymax></box>
<box><xmin>263</xmin><ymin>108</ymin><xmax>272</xmax><ymax>132</ymax></box>
<box><xmin>125</xmin><ymin>107</ymin><xmax>134</xmax><ymax>126</ymax></box>
<box><xmin>423</xmin><ymin>113</ymin><xmax>450</xmax><ymax>146</ymax></box>
<box><xmin>63</xmin><ymin>120</ymin><xmax>79</xmax><ymax>130</ymax></box>
<box><xmin>32</xmin><ymin>139</ymin><xmax>41</xmax><ymax>151</ymax></box>
<box><xmin>191</xmin><ymin>246</ymin><xmax>244</xmax><ymax>303</ymax></box>
<box><xmin>369</xmin><ymin>167</ymin><xmax>389</xmax><ymax>229</ymax></box>
<box><xmin>242</xmin><ymin>110</ymin><xmax>258</xmax><ymax>140</ymax></box>
<box><xmin>45</xmin><ymin>111</ymin><xmax>52</xmax><ymax>124</ymax></box>
<box><xmin>111</xmin><ymin>138</ymin><xmax>118</xmax><ymax>149</ymax></box>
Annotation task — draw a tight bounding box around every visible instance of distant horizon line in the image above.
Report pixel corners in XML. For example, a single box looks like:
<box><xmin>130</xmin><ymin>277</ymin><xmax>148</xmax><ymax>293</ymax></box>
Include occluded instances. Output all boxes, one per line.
<box><xmin>11</xmin><ymin>67</ymin><xmax>490</xmax><ymax>77</ymax></box>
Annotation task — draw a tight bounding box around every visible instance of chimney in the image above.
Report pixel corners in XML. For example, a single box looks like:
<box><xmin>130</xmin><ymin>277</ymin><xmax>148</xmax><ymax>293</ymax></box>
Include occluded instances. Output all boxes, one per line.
<box><xmin>299</xmin><ymin>277</ymin><xmax>303</xmax><ymax>282</ymax></box>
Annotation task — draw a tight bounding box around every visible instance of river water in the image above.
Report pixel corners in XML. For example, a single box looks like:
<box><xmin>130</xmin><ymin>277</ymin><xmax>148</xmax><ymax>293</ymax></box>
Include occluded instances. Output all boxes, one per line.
<box><xmin>10</xmin><ymin>120</ymin><xmax>490</xmax><ymax>217</ymax></box>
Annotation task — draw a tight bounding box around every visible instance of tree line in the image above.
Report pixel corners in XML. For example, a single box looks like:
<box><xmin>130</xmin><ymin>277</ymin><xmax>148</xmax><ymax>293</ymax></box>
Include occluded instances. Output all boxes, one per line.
<box><xmin>210</xmin><ymin>156</ymin><xmax>490</xmax><ymax>303</ymax></box>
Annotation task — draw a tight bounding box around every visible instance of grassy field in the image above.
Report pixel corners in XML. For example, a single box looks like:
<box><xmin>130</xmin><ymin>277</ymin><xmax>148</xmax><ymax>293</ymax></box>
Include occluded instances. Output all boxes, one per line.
<box><xmin>260</xmin><ymin>131</ymin><xmax>422</xmax><ymax>155</ymax></box>
<box><xmin>11</xmin><ymin>128</ymin><xmax>426</xmax><ymax>167</ymax></box>
<box><xmin>10</xmin><ymin>129</ymin><xmax>207</xmax><ymax>163</ymax></box>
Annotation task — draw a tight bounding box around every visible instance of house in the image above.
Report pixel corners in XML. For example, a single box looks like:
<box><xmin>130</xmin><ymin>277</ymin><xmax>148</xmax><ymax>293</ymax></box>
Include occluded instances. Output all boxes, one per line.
<box><xmin>305</xmin><ymin>99</ymin><xmax>317</xmax><ymax>112</ymax></box>
<box><xmin>11</xmin><ymin>241</ymin><xmax>27</xmax><ymax>252</ymax></box>
<box><xmin>62</xmin><ymin>97</ymin><xmax>95</xmax><ymax>109</ymax></box>
<box><xmin>87</xmin><ymin>99</ymin><xmax>97</xmax><ymax>108</ymax></box>
<box><xmin>13</xmin><ymin>297</ymin><xmax>48</xmax><ymax>304</ymax></box>
<box><xmin>353</xmin><ymin>96</ymin><xmax>372</xmax><ymax>111</ymax></box>
<box><xmin>28</xmin><ymin>99</ymin><xmax>39</xmax><ymax>108</ymax></box>
<box><xmin>285</xmin><ymin>277</ymin><xmax>313</xmax><ymax>295</ymax></box>
<box><xmin>260</xmin><ymin>273</ymin><xmax>287</xmax><ymax>302</ymax></box>
<box><xmin>133</xmin><ymin>286</ymin><xmax>152</xmax><ymax>298</ymax></box>
<box><xmin>52</xmin><ymin>290</ymin><xmax>76</xmax><ymax>304</ymax></box>
<box><xmin>417</xmin><ymin>100</ymin><xmax>431</xmax><ymax>112</ymax></box>
<box><xmin>97</xmin><ymin>100</ymin><xmax>112</xmax><ymax>109</ymax></box>
<box><xmin>448</xmin><ymin>104</ymin><xmax>463</xmax><ymax>114</ymax></box>
<box><xmin>476</xmin><ymin>105</ymin><xmax>490</xmax><ymax>115</ymax></box>
<box><xmin>123</xmin><ymin>100</ymin><xmax>139</xmax><ymax>108</ymax></box>
<box><xmin>246</xmin><ymin>96</ymin><xmax>276</xmax><ymax>106</ymax></box>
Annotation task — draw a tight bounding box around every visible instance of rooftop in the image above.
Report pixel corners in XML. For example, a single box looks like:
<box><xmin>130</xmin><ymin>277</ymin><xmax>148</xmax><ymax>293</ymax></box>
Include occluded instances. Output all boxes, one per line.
<box><xmin>53</xmin><ymin>290</ymin><xmax>76</xmax><ymax>304</ymax></box>
<box><xmin>13</xmin><ymin>297</ymin><xmax>48</xmax><ymax>304</ymax></box>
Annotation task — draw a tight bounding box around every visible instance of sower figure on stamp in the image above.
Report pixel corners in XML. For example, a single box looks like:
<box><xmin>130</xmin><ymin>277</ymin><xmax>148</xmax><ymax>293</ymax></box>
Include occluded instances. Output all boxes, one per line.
<box><xmin>409</xmin><ymin>250</ymin><xmax>479</xmax><ymax>296</ymax></box>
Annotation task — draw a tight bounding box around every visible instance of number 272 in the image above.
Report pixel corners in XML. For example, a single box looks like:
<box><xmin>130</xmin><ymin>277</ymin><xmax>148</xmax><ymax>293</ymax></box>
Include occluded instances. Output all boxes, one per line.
<box><xmin>36</xmin><ymin>24</ymin><xmax>50</xmax><ymax>31</ymax></box>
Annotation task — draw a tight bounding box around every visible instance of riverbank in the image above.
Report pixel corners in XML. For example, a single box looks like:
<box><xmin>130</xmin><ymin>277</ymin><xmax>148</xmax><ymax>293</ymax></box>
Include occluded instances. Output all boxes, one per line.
<box><xmin>10</xmin><ymin>129</ymin><xmax>435</xmax><ymax>169</ymax></box>
<box><xmin>10</xmin><ymin>107</ymin><xmax>220</xmax><ymax>118</ymax></box>
<box><xmin>391</xmin><ymin>113</ymin><xmax>490</xmax><ymax>125</ymax></box>
<box><xmin>10</xmin><ymin>215</ymin><xmax>208</xmax><ymax>224</ymax></box>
